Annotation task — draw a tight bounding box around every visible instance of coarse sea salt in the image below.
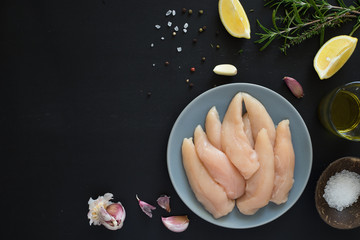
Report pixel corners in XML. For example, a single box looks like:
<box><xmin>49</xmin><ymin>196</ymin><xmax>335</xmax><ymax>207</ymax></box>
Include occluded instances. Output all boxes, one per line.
<box><xmin>167</xmin><ymin>21</ymin><xmax>172</xmax><ymax>27</ymax></box>
<box><xmin>323</xmin><ymin>169</ymin><xmax>360</xmax><ymax>211</ymax></box>
<box><xmin>184</xmin><ymin>23</ymin><xmax>188</xmax><ymax>29</ymax></box>
<box><xmin>183</xmin><ymin>29</ymin><xmax>187</xmax><ymax>33</ymax></box>
<box><xmin>177</xmin><ymin>47</ymin><xmax>182</xmax><ymax>52</ymax></box>
<box><xmin>155</xmin><ymin>25</ymin><xmax>161</xmax><ymax>29</ymax></box>
<box><xmin>166</xmin><ymin>10</ymin><xmax>172</xmax><ymax>16</ymax></box>
<box><xmin>174</xmin><ymin>26</ymin><xmax>179</xmax><ymax>32</ymax></box>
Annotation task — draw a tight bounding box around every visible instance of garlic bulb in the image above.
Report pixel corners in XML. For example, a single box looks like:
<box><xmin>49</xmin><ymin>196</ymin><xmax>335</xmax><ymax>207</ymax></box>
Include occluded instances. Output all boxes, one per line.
<box><xmin>87</xmin><ymin>193</ymin><xmax>126</xmax><ymax>230</ymax></box>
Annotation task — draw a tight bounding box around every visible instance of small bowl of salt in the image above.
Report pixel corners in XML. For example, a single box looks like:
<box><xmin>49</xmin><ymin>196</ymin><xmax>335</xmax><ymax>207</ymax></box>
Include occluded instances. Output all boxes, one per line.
<box><xmin>315</xmin><ymin>157</ymin><xmax>360</xmax><ymax>229</ymax></box>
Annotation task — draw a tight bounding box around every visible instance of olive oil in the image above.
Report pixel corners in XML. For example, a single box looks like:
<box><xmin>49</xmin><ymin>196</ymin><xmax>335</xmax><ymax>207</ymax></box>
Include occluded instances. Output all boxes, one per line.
<box><xmin>330</xmin><ymin>90</ymin><xmax>360</xmax><ymax>138</ymax></box>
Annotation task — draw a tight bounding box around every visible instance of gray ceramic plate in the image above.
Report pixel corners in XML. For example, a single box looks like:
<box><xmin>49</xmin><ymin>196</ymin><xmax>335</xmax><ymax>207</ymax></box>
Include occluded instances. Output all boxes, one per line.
<box><xmin>167</xmin><ymin>83</ymin><xmax>313</xmax><ymax>229</ymax></box>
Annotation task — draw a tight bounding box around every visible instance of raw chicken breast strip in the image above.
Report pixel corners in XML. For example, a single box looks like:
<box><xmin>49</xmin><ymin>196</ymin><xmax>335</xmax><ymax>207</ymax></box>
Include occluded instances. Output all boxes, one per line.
<box><xmin>205</xmin><ymin>107</ymin><xmax>222</xmax><ymax>151</ymax></box>
<box><xmin>243</xmin><ymin>93</ymin><xmax>276</xmax><ymax>146</ymax></box>
<box><xmin>221</xmin><ymin>92</ymin><xmax>259</xmax><ymax>179</ymax></box>
<box><xmin>271</xmin><ymin>119</ymin><xmax>295</xmax><ymax>205</ymax></box>
<box><xmin>194</xmin><ymin>125</ymin><xmax>245</xmax><ymax>199</ymax></box>
<box><xmin>236</xmin><ymin>129</ymin><xmax>275</xmax><ymax>215</ymax></box>
<box><xmin>182</xmin><ymin>138</ymin><xmax>235</xmax><ymax>219</ymax></box>
<box><xmin>243</xmin><ymin>113</ymin><xmax>254</xmax><ymax>148</ymax></box>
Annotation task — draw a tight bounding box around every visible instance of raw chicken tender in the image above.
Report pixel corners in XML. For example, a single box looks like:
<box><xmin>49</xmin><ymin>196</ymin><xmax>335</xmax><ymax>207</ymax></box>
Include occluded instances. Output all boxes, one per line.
<box><xmin>236</xmin><ymin>129</ymin><xmax>275</xmax><ymax>215</ymax></box>
<box><xmin>243</xmin><ymin>93</ymin><xmax>276</xmax><ymax>146</ymax></box>
<box><xmin>205</xmin><ymin>107</ymin><xmax>222</xmax><ymax>151</ymax></box>
<box><xmin>242</xmin><ymin>113</ymin><xmax>254</xmax><ymax>148</ymax></box>
<box><xmin>271</xmin><ymin>119</ymin><xmax>295</xmax><ymax>205</ymax></box>
<box><xmin>182</xmin><ymin>138</ymin><xmax>235</xmax><ymax>219</ymax></box>
<box><xmin>221</xmin><ymin>93</ymin><xmax>259</xmax><ymax>179</ymax></box>
<box><xmin>194</xmin><ymin>125</ymin><xmax>245</xmax><ymax>199</ymax></box>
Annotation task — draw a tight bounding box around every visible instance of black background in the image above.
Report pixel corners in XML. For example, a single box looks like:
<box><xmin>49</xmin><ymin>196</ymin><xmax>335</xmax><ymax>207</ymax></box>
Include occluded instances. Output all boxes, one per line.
<box><xmin>2</xmin><ymin>0</ymin><xmax>360</xmax><ymax>239</ymax></box>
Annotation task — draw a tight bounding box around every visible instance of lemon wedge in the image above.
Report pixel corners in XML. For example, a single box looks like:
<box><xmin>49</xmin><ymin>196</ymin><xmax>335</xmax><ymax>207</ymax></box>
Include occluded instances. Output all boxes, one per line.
<box><xmin>314</xmin><ymin>35</ymin><xmax>358</xmax><ymax>80</ymax></box>
<box><xmin>213</xmin><ymin>64</ymin><xmax>237</xmax><ymax>76</ymax></box>
<box><xmin>218</xmin><ymin>0</ymin><xmax>250</xmax><ymax>39</ymax></box>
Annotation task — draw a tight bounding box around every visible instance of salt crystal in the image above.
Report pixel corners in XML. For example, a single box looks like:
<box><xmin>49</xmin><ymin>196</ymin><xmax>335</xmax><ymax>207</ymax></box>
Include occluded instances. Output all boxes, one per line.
<box><xmin>166</xmin><ymin>10</ymin><xmax>172</xmax><ymax>16</ymax></box>
<box><xmin>150</xmin><ymin>43</ymin><xmax>154</xmax><ymax>48</ymax></box>
<box><xmin>184</xmin><ymin>23</ymin><xmax>188</xmax><ymax>29</ymax></box>
<box><xmin>167</xmin><ymin>21</ymin><xmax>172</xmax><ymax>27</ymax></box>
<box><xmin>177</xmin><ymin>47</ymin><xmax>182</xmax><ymax>52</ymax></box>
<box><xmin>161</xmin><ymin>37</ymin><xmax>165</xmax><ymax>40</ymax></box>
<box><xmin>152</xmin><ymin>64</ymin><xmax>155</xmax><ymax>67</ymax></box>
<box><xmin>155</xmin><ymin>25</ymin><xmax>161</xmax><ymax>29</ymax></box>
<box><xmin>174</xmin><ymin>26</ymin><xmax>179</xmax><ymax>32</ymax></box>
<box><xmin>323</xmin><ymin>170</ymin><xmax>360</xmax><ymax>211</ymax></box>
<box><xmin>183</xmin><ymin>29</ymin><xmax>187</xmax><ymax>33</ymax></box>
<box><xmin>172</xmin><ymin>10</ymin><xmax>176</xmax><ymax>16</ymax></box>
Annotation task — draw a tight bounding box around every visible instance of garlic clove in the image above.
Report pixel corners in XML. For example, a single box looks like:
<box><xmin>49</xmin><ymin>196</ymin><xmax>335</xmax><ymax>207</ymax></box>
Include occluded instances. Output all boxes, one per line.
<box><xmin>157</xmin><ymin>195</ymin><xmax>171</xmax><ymax>212</ymax></box>
<box><xmin>102</xmin><ymin>203</ymin><xmax>126</xmax><ymax>230</ymax></box>
<box><xmin>136</xmin><ymin>194</ymin><xmax>156</xmax><ymax>218</ymax></box>
<box><xmin>87</xmin><ymin>193</ymin><xmax>126</xmax><ymax>230</ymax></box>
<box><xmin>283</xmin><ymin>76</ymin><xmax>304</xmax><ymax>98</ymax></box>
<box><xmin>161</xmin><ymin>216</ymin><xmax>189</xmax><ymax>233</ymax></box>
<box><xmin>213</xmin><ymin>64</ymin><xmax>237</xmax><ymax>76</ymax></box>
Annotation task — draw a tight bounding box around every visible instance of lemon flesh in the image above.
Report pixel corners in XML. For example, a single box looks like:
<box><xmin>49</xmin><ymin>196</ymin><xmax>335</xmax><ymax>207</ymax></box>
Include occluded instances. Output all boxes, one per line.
<box><xmin>218</xmin><ymin>0</ymin><xmax>250</xmax><ymax>39</ymax></box>
<box><xmin>314</xmin><ymin>35</ymin><xmax>357</xmax><ymax>80</ymax></box>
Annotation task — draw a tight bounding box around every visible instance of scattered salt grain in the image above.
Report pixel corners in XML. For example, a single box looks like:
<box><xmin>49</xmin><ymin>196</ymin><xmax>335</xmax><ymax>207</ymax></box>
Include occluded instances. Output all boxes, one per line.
<box><xmin>174</xmin><ymin>26</ymin><xmax>179</xmax><ymax>32</ymax></box>
<box><xmin>323</xmin><ymin>170</ymin><xmax>360</xmax><ymax>211</ymax></box>
<box><xmin>172</xmin><ymin>10</ymin><xmax>176</xmax><ymax>16</ymax></box>
<box><xmin>183</xmin><ymin>29</ymin><xmax>187</xmax><ymax>33</ymax></box>
<box><xmin>155</xmin><ymin>25</ymin><xmax>161</xmax><ymax>29</ymax></box>
<box><xmin>177</xmin><ymin>47</ymin><xmax>182</xmax><ymax>52</ymax></box>
<box><xmin>184</xmin><ymin>23</ymin><xmax>188</xmax><ymax>29</ymax></box>
<box><xmin>150</xmin><ymin>43</ymin><xmax>154</xmax><ymax>48</ymax></box>
<box><xmin>166</xmin><ymin>10</ymin><xmax>172</xmax><ymax>16</ymax></box>
<box><xmin>161</xmin><ymin>37</ymin><xmax>165</xmax><ymax>40</ymax></box>
<box><xmin>167</xmin><ymin>21</ymin><xmax>172</xmax><ymax>27</ymax></box>
<box><xmin>152</xmin><ymin>64</ymin><xmax>155</xmax><ymax>67</ymax></box>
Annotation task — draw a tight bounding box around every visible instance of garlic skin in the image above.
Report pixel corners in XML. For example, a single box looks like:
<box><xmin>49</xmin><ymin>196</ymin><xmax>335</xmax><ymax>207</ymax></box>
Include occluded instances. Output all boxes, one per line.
<box><xmin>136</xmin><ymin>194</ymin><xmax>156</xmax><ymax>218</ymax></box>
<box><xmin>161</xmin><ymin>216</ymin><xmax>189</xmax><ymax>233</ymax></box>
<box><xmin>157</xmin><ymin>195</ymin><xmax>171</xmax><ymax>212</ymax></box>
<box><xmin>88</xmin><ymin>193</ymin><xmax>126</xmax><ymax>230</ymax></box>
<box><xmin>283</xmin><ymin>76</ymin><xmax>304</xmax><ymax>98</ymax></box>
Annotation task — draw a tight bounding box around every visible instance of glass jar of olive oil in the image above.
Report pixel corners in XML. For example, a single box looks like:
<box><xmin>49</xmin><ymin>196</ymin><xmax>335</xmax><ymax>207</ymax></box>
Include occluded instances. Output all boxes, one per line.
<box><xmin>318</xmin><ymin>82</ymin><xmax>360</xmax><ymax>141</ymax></box>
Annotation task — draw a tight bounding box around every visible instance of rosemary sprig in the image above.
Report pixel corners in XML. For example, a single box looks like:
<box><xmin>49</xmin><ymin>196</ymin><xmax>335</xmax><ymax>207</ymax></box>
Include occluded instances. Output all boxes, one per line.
<box><xmin>256</xmin><ymin>0</ymin><xmax>360</xmax><ymax>53</ymax></box>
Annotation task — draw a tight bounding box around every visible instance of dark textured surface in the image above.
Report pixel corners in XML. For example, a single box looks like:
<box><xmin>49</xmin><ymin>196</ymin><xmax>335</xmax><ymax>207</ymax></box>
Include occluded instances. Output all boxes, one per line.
<box><xmin>2</xmin><ymin>0</ymin><xmax>360</xmax><ymax>239</ymax></box>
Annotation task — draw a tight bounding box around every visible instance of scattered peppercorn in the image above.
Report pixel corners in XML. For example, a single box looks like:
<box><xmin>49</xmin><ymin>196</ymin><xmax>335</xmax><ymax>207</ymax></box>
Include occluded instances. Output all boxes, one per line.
<box><xmin>190</xmin><ymin>67</ymin><xmax>196</xmax><ymax>72</ymax></box>
<box><xmin>199</xmin><ymin>27</ymin><xmax>203</xmax><ymax>33</ymax></box>
<box><xmin>216</xmin><ymin>44</ymin><xmax>220</xmax><ymax>49</ymax></box>
<box><xmin>165</xmin><ymin>61</ymin><xmax>170</xmax><ymax>66</ymax></box>
<box><xmin>201</xmin><ymin>57</ymin><xmax>206</xmax><ymax>62</ymax></box>
<box><xmin>188</xmin><ymin>9</ymin><xmax>193</xmax><ymax>15</ymax></box>
<box><xmin>192</xmin><ymin>38</ymin><xmax>197</xmax><ymax>44</ymax></box>
<box><xmin>199</xmin><ymin>10</ymin><xmax>204</xmax><ymax>15</ymax></box>
<box><xmin>189</xmin><ymin>83</ymin><xmax>194</xmax><ymax>88</ymax></box>
<box><xmin>182</xmin><ymin>8</ymin><xmax>187</xmax><ymax>14</ymax></box>
<box><xmin>202</xmin><ymin>25</ymin><xmax>207</xmax><ymax>31</ymax></box>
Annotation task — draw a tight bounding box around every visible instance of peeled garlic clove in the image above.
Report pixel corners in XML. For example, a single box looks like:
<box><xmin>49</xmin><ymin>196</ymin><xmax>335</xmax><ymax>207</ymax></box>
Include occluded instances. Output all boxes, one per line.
<box><xmin>157</xmin><ymin>195</ymin><xmax>171</xmax><ymax>212</ymax></box>
<box><xmin>283</xmin><ymin>76</ymin><xmax>304</xmax><ymax>98</ymax></box>
<box><xmin>213</xmin><ymin>64</ymin><xmax>237</xmax><ymax>76</ymax></box>
<box><xmin>87</xmin><ymin>193</ymin><xmax>126</xmax><ymax>230</ymax></box>
<box><xmin>161</xmin><ymin>216</ymin><xmax>189</xmax><ymax>233</ymax></box>
<box><xmin>136</xmin><ymin>194</ymin><xmax>156</xmax><ymax>218</ymax></box>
